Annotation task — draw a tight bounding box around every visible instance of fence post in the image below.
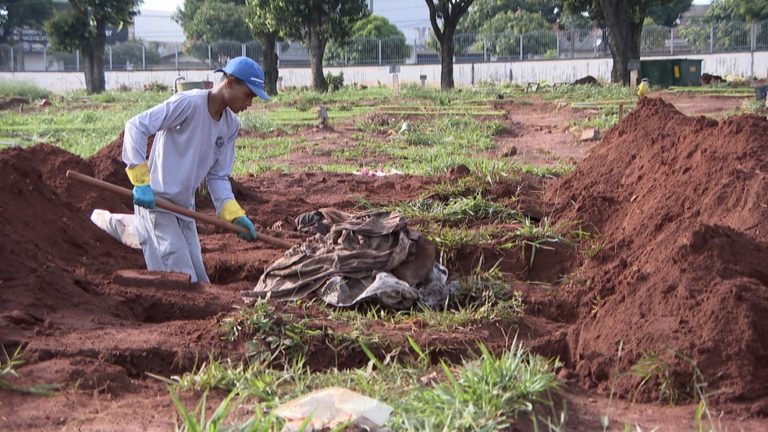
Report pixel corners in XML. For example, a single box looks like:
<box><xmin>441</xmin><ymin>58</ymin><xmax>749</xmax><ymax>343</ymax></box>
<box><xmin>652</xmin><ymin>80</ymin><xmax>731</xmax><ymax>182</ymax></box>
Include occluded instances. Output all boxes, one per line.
<box><xmin>175</xmin><ymin>47</ymin><xmax>179</xmax><ymax>70</ymax></box>
<box><xmin>556</xmin><ymin>34</ymin><xmax>560</xmax><ymax>58</ymax></box>
<box><xmin>76</xmin><ymin>49</ymin><xmax>79</xmax><ymax>71</ymax></box>
<box><xmin>751</xmin><ymin>22</ymin><xmax>757</xmax><ymax>51</ymax></box>
<box><xmin>208</xmin><ymin>44</ymin><xmax>212</xmax><ymax>68</ymax></box>
<box><xmin>142</xmin><ymin>45</ymin><xmax>146</xmax><ymax>70</ymax></box>
<box><xmin>670</xmin><ymin>27</ymin><xmax>674</xmax><ymax>54</ymax></box>
<box><xmin>10</xmin><ymin>45</ymin><xmax>14</xmax><ymax>72</ymax></box>
<box><xmin>44</xmin><ymin>46</ymin><xmax>47</xmax><ymax>71</ymax></box>
<box><xmin>108</xmin><ymin>46</ymin><xmax>112</xmax><ymax>70</ymax></box>
<box><xmin>483</xmin><ymin>36</ymin><xmax>487</xmax><ymax>62</ymax></box>
<box><xmin>378</xmin><ymin>39</ymin><xmax>382</xmax><ymax>65</ymax></box>
<box><xmin>242</xmin><ymin>43</ymin><xmax>246</xmax><ymax>57</ymax></box>
<box><xmin>710</xmin><ymin>25</ymin><xmax>715</xmax><ymax>53</ymax></box>
<box><xmin>570</xmin><ymin>27</ymin><xmax>575</xmax><ymax>58</ymax></box>
<box><xmin>519</xmin><ymin>34</ymin><xmax>523</xmax><ymax>60</ymax></box>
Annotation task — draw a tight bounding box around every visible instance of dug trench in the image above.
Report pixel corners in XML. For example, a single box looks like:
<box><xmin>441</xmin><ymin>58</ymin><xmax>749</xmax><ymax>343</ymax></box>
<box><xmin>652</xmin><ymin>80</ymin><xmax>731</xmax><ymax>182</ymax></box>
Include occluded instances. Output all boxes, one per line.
<box><xmin>0</xmin><ymin>134</ymin><xmax>566</xmax><ymax>391</ymax></box>
<box><xmin>1</xmin><ymin>96</ymin><xmax>767</xmax><ymax>425</ymax></box>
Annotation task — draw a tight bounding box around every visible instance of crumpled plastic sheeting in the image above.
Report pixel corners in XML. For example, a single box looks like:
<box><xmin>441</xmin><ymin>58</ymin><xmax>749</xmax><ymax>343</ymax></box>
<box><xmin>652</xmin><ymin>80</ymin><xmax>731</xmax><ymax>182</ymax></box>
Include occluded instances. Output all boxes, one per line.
<box><xmin>243</xmin><ymin>209</ymin><xmax>458</xmax><ymax>309</ymax></box>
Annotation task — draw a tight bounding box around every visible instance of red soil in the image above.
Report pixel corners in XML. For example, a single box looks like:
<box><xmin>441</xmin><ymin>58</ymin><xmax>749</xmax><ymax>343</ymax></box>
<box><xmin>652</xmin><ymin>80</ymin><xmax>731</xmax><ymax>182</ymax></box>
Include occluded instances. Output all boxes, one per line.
<box><xmin>2</xmin><ymin>95</ymin><xmax>767</xmax><ymax>428</ymax></box>
<box><xmin>545</xmin><ymin>97</ymin><xmax>768</xmax><ymax>413</ymax></box>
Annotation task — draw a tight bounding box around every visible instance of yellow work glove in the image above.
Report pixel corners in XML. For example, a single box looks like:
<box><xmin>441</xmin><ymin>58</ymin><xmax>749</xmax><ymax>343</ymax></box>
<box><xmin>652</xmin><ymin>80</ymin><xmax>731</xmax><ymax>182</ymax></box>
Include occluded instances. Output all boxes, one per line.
<box><xmin>125</xmin><ymin>162</ymin><xmax>156</xmax><ymax>209</ymax></box>
<box><xmin>221</xmin><ymin>199</ymin><xmax>257</xmax><ymax>241</ymax></box>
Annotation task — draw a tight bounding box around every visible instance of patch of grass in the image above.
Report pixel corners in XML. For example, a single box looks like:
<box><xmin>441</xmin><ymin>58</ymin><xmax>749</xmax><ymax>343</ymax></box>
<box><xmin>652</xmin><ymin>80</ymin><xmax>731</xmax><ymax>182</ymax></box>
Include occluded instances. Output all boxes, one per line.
<box><xmin>422</xmin><ymin>225</ymin><xmax>502</xmax><ymax>256</ymax></box>
<box><xmin>541</xmin><ymin>83</ymin><xmax>634</xmax><ymax>102</ymax></box>
<box><xmin>0</xmin><ymin>346</ymin><xmax>59</xmax><ymax>395</ymax></box>
<box><xmin>631</xmin><ymin>351</ymin><xmax>693</xmax><ymax>405</ymax></box>
<box><xmin>170</xmin><ymin>387</ymin><xmax>284</xmax><ymax>431</ymax></box>
<box><xmin>723</xmin><ymin>98</ymin><xmax>765</xmax><ymax>117</ymax></box>
<box><xmin>500</xmin><ymin>216</ymin><xmax>573</xmax><ymax>268</ymax></box>
<box><xmin>0</xmin><ymin>79</ymin><xmax>50</xmax><ymax>99</ymax></box>
<box><xmin>0</xmin><ymin>90</ymin><xmax>168</xmax><ymax>155</ymax></box>
<box><xmin>239</xmin><ymin>112</ymin><xmax>278</xmax><ymax>133</ymax></box>
<box><xmin>392</xmin><ymin>342</ymin><xmax>560</xmax><ymax>431</ymax></box>
<box><xmin>361</xmin><ymin>194</ymin><xmax>519</xmax><ymax>224</ymax></box>
<box><xmin>168</xmin><ymin>336</ymin><xmax>557</xmax><ymax>431</ymax></box>
<box><xmin>570</xmin><ymin>110</ymin><xmax>621</xmax><ymax>130</ymax></box>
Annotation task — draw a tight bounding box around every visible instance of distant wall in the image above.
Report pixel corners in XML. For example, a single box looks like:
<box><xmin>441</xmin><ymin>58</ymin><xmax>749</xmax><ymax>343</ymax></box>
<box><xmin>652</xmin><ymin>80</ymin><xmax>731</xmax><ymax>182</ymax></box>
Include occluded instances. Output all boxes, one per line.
<box><xmin>3</xmin><ymin>52</ymin><xmax>767</xmax><ymax>93</ymax></box>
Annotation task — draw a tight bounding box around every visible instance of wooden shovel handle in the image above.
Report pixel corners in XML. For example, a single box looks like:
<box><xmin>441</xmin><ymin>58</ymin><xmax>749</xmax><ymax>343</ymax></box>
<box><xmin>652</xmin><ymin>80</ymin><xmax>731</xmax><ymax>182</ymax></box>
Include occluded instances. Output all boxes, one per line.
<box><xmin>66</xmin><ymin>170</ymin><xmax>293</xmax><ymax>250</ymax></box>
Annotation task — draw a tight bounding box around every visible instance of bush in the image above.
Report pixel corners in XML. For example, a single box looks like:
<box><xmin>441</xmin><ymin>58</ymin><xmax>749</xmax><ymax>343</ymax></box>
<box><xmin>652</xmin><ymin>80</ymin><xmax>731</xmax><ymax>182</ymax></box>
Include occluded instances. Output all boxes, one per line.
<box><xmin>0</xmin><ymin>80</ymin><xmax>50</xmax><ymax>99</ymax></box>
<box><xmin>326</xmin><ymin>71</ymin><xmax>344</xmax><ymax>92</ymax></box>
<box><xmin>144</xmin><ymin>81</ymin><xmax>170</xmax><ymax>93</ymax></box>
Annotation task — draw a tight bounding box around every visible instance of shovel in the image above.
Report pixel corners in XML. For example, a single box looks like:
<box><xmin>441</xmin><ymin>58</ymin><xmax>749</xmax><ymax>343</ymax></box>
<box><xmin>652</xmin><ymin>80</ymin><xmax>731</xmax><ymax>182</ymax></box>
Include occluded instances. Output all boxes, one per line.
<box><xmin>66</xmin><ymin>170</ymin><xmax>293</xmax><ymax>249</ymax></box>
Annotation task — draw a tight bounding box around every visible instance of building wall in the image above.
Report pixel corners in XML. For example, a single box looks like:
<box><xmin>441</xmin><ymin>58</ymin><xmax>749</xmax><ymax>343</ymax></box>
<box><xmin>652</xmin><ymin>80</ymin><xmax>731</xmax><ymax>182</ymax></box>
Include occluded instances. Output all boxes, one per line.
<box><xmin>2</xmin><ymin>52</ymin><xmax>766</xmax><ymax>93</ymax></box>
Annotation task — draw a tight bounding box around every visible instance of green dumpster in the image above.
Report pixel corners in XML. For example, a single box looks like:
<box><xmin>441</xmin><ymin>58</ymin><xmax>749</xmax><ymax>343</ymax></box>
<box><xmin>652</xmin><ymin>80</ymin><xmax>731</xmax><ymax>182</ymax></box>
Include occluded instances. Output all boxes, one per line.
<box><xmin>674</xmin><ymin>59</ymin><xmax>702</xmax><ymax>86</ymax></box>
<box><xmin>639</xmin><ymin>59</ymin><xmax>702</xmax><ymax>88</ymax></box>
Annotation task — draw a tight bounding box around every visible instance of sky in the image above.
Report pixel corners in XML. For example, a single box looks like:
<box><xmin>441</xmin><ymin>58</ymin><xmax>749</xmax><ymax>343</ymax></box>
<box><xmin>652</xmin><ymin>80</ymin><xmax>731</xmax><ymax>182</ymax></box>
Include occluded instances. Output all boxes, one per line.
<box><xmin>137</xmin><ymin>0</ymin><xmax>714</xmax><ymax>42</ymax></box>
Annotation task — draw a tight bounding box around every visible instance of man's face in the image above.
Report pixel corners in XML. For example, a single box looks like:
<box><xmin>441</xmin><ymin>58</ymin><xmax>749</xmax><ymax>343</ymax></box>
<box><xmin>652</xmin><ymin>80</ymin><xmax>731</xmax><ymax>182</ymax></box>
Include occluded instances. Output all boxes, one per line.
<box><xmin>226</xmin><ymin>78</ymin><xmax>256</xmax><ymax>113</ymax></box>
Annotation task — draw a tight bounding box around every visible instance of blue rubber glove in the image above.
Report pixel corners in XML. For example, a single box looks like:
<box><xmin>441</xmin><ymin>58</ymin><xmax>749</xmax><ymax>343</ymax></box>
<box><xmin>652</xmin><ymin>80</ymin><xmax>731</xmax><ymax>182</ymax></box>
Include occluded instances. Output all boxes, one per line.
<box><xmin>133</xmin><ymin>184</ymin><xmax>156</xmax><ymax>209</ymax></box>
<box><xmin>233</xmin><ymin>215</ymin><xmax>258</xmax><ymax>241</ymax></box>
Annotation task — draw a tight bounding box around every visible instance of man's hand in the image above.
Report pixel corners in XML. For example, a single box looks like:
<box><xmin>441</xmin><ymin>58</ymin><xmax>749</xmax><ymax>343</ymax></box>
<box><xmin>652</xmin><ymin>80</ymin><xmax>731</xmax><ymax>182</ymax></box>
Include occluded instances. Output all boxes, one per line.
<box><xmin>133</xmin><ymin>184</ymin><xmax>156</xmax><ymax>209</ymax></box>
<box><xmin>233</xmin><ymin>215</ymin><xmax>258</xmax><ymax>241</ymax></box>
<box><xmin>126</xmin><ymin>162</ymin><xmax>155</xmax><ymax>209</ymax></box>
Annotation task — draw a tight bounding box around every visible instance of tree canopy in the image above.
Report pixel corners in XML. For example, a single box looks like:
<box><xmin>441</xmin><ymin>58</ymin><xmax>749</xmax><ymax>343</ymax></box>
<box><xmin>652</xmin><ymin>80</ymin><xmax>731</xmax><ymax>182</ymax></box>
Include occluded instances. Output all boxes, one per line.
<box><xmin>647</xmin><ymin>0</ymin><xmax>692</xmax><ymax>26</ymax></box>
<box><xmin>45</xmin><ymin>0</ymin><xmax>141</xmax><ymax>93</ymax></box>
<box><xmin>462</xmin><ymin>0</ymin><xmax>558</xmax><ymax>33</ymax></box>
<box><xmin>561</xmin><ymin>0</ymin><xmax>680</xmax><ymax>83</ymax></box>
<box><xmin>282</xmin><ymin>0</ymin><xmax>370</xmax><ymax>91</ymax></box>
<box><xmin>174</xmin><ymin>0</ymin><xmax>251</xmax><ymax>43</ymax></box>
<box><xmin>0</xmin><ymin>0</ymin><xmax>54</xmax><ymax>44</ymax></box>
<box><xmin>326</xmin><ymin>15</ymin><xmax>409</xmax><ymax>65</ymax></box>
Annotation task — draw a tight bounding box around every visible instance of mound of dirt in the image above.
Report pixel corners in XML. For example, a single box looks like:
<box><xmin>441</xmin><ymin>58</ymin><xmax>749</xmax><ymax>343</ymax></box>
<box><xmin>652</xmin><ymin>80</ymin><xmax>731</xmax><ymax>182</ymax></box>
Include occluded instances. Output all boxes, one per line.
<box><xmin>0</xmin><ymin>144</ymin><xmax>143</xmax><ymax>343</ymax></box>
<box><xmin>88</xmin><ymin>131</ymin><xmax>154</xmax><ymax>190</ymax></box>
<box><xmin>0</xmin><ymin>97</ymin><xmax>30</xmax><ymax>111</ymax></box>
<box><xmin>546</xmin><ymin>98</ymin><xmax>768</xmax><ymax>409</ymax></box>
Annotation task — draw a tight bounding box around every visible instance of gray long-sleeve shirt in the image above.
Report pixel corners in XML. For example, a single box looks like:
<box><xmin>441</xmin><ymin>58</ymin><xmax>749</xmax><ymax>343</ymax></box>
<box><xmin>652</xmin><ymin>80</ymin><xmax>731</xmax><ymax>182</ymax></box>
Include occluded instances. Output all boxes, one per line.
<box><xmin>122</xmin><ymin>89</ymin><xmax>240</xmax><ymax>218</ymax></box>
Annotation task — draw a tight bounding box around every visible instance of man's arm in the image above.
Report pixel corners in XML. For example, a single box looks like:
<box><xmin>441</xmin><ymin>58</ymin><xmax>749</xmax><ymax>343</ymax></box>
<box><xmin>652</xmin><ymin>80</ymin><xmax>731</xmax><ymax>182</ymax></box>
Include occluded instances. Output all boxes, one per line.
<box><xmin>207</xmin><ymin>122</ymin><xmax>258</xmax><ymax>241</ymax></box>
<box><xmin>123</xmin><ymin>93</ymin><xmax>194</xmax><ymax>208</ymax></box>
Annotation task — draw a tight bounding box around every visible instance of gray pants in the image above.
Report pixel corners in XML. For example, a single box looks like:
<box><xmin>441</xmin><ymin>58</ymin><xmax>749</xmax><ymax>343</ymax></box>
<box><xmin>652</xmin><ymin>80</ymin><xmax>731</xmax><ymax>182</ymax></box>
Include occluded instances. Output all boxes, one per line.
<box><xmin>133</xmin><ymin>206</ymin><xmax>210</xmax><ymax>284</ymax></box>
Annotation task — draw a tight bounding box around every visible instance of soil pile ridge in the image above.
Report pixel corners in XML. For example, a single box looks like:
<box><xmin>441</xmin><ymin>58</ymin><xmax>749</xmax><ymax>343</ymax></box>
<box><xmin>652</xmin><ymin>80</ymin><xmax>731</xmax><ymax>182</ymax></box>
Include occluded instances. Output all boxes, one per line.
<box><xmin>546</xmin><ymin>97</ymin><xmax>768</xmax><ymax>409</ymax></box>
<box><xmin>0</xmin><ymin>144</ymin><xmax>141</xmax><ymax>343</ymax></box>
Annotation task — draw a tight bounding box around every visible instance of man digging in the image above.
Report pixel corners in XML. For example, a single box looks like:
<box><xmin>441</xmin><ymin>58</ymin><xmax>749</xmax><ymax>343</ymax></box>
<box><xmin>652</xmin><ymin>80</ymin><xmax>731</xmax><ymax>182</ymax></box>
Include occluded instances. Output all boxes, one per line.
<box><xmin>122</xmin><ymin>57</ymin><xmax>269</xmax><ymax>283</ymax></box>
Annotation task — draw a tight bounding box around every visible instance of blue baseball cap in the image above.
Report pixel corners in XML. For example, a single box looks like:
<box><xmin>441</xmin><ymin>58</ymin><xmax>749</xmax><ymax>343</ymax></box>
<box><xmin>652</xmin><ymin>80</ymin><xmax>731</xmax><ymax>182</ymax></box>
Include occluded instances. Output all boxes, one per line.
<box><xmin>215</xmin><ymin>56</ymin><xmax>269</xmax><ymax>100</ymax></box>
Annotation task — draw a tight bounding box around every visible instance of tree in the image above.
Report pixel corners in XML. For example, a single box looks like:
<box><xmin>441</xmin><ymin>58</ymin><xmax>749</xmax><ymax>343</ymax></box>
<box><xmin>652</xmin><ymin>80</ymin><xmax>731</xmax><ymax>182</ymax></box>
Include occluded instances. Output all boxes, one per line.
<box><xmin>244</xmin><ymin>0</ymin><xmax>294</xmax><ymax>96</ymax></box>
<box><xmin>734</xmin><ymin>0</ymin><xmax>768</xmax><ymax>20</ymax></box>
<box><xmin>174</xmin><ymin>0</ymin><xmax>251</xmax><ymax>64</ymax></box>
<box><xmin>647</xmin><ymin>0</ymin><xmax>692</xmax><ymax>26</ymax></box>
<box><xmin>282</xmin><ymin>0</ymin><xmax>370</xmax><ymax>92</ymax></box>
<box><xmin>562</xmin><ymin>0</ymin><xmax>678</xmax><ymax>84</ymax></box>
<box><xmin>45</xmin><ymin>0</ymin><xmax>140</xmax><ymax>93</ymax></box>
<box><xmin>110</xmin><ymin>39</ymin><xmax>161</xmax><ymax>70</ymax></box>
<box><xmin>462</xmin><ymin>0</ymin><xmax>558</xmax><ymax>33</ymax></box>
<box><xmin>471</xmin><ymin>10</ymin><xmax>553</xmax><ymax>58</ymax></box>
<box><xmin>425</xmin><ymin>0</ymin><xmax>475</xmax><ymax>90</ymax></box>
<box><xmin>326</xmin><ymin>15</ymin><xmax>410</xmax><ymax>65</ymax></box>
<box><xmin>676</xmin><ymin>0</ymin><xmax>755</xmax><ymax>53</ymax></box>
<box><xmin>0</xmin><ymin>0</ymin><xmax>54</xmax><ymax>44</ymax></box>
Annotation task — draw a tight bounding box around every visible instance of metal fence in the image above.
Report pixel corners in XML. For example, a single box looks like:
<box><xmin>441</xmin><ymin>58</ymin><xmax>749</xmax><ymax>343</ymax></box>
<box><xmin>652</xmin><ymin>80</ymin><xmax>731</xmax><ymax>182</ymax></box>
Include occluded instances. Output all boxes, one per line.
<box><xmin>3</xmin><ymin>19</ymin><xmax>768</xmax><ymax>72</ymax></box>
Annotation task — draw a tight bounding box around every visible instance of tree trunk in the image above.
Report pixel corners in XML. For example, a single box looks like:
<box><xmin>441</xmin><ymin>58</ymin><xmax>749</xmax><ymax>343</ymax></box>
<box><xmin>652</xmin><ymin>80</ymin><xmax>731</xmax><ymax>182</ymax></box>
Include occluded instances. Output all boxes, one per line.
<box><xmin>261</xmin><ymin>32</ymin><xmax>279</xmax><ymax>96</ymax></box>
<box><xmin>600</xmin><ymin>0</ymin><xmax>643</xmax><ymax>84</ymax></box>
<box><xmin>439</xmin><ymin>29</ymin><xmax>455</xmax><ymax>90</ymax></box>
<box><xmin>83</xmin><ymin>22</ymin><xmax>107</xmax><ymax>93</ymax></box>
<box><xmin>308</xmin><ymin>23</ymin><xmax>328</xmax><ymax>92</ymax></box>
